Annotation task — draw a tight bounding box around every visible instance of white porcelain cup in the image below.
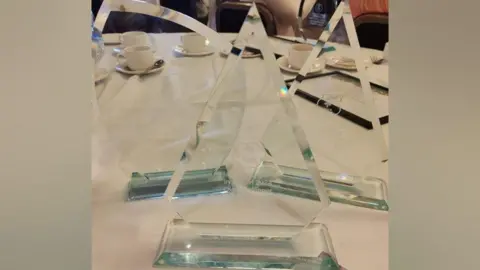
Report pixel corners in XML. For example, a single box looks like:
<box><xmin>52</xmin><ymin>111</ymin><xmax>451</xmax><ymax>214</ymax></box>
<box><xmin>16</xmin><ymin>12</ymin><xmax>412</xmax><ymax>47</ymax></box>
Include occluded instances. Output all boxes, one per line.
<box><xmin>181</xmin><ymin>33</ymin><xmax>207</xmax><ymax>53</ymax></box>
<box><xmin>121</xmin><ymin>31</ymin><xmax>151</xmax><ymax>47</ymax></box>
<box><xmin>123</xmin><ymin>45</ymin><xmax>156</xmax><ymax>71</ymax></box>
<box><xmin>383</xmin><ymin>42</ymin><xmax>389</xmax><ymax>61</ymax></box>
<box><xmin>288</xmin><ymin>44</ymin><xmax>314</xmax><ymax>70</ymax></box>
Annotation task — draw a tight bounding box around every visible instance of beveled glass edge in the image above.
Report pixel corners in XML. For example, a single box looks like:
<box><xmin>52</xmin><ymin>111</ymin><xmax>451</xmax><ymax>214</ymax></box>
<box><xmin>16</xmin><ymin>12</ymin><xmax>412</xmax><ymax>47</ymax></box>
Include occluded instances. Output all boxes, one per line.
<box><xmin>249</xmin><ymin>164</ymin><xmax>389</xmax><ymax>211</ymax></box>
<box><xmin>247</xmin><ymin>2</ymin><xmax>332</xmax><ymax>218</ymax></box>
<box><xmin>154</xmin><ymin>252</ymin><xmax>340</xmax><ymax>270</ymax></box>
<box><xmin>341</xmin><ymin>2</ymin><xmax>389</xmax><ymax>162</ymax></box>
<box><xmin>126</xmin><ymin>166</ymin><xmax>232</xmax><ymax>201</ymax></box>
<box><xmin>125</xmin><ymin>165</ymin><xmax>388</xmax><ymax>211</ymax></box>
<box><xmin>152</xmin><ymin>219</ymin><xmax>341</xmax><ymax>270</ymax></box>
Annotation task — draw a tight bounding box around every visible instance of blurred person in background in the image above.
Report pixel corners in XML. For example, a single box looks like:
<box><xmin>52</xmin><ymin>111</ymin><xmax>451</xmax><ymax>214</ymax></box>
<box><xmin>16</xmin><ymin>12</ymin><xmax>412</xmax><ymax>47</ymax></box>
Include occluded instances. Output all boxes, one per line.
<box><xmin>262</xmin><ymin>0</ymin><xmax>388</xmax><ymax>45</ymax></box>
<box><xmin>261</xmin><ymin>0</ymin><xmax>317</xmax><ymax>37</ymax></box>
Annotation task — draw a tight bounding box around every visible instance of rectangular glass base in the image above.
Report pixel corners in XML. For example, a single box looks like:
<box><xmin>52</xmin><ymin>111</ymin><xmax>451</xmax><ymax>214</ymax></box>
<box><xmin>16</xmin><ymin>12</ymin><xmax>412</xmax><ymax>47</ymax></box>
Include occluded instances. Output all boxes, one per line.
<box><xmin>249</xmin><ymin>165</ymin><xmax>389</xmax><ymax>211</ymax></box>
<box><xmin>127</xmin><ymin>165</ymin><xmax>388</xmax><ymax>211</ymax></box>
<box><xmin>126</xmin><ymin>166</ymin><xmax>232</xmax><ymax>201</ymax></box>
<box><xmin>153</xmin><ymin>219</ymin><xmax>341</xmax><ymax>270</ymax></box>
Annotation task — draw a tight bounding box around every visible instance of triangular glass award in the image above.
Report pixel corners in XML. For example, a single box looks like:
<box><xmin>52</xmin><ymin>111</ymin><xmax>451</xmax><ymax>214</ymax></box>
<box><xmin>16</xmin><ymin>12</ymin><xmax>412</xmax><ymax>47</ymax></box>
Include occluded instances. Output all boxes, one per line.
<box><xmin>154</xmin><ymin>4</ymin><xmax>341</xmax><ymax>270</ymax></box>
<box><xmin>94</xmin><ymin>0</ymin><xmax>241</xmax><ymax>198</ymax></box>
<box><xmin>278</xmin><ymin>0</ymin><xmax>389</xmax><ymax>211</ymax></box>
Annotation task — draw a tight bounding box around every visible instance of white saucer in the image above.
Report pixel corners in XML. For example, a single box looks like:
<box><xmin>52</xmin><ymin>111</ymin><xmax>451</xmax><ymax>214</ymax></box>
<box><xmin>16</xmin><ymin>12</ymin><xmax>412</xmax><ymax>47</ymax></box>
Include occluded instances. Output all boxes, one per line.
<box><xmin>173</xmin><ymin>45</ymin><xmax>215</xmax><ymax>57</ymax></box>
<box><xmin>115</xmin><ymin>59</ymin><xmax>166</xmax><ymax>75</ymax></box>
<box><xmin>277</xmin><ymin>56</ymin><xmax>325</xmax><ymax>74</ymax></box>
<box><xmin>94</xmin><ymin>68</ymin><xmax>109</xmax><ymax>83</ymax></box>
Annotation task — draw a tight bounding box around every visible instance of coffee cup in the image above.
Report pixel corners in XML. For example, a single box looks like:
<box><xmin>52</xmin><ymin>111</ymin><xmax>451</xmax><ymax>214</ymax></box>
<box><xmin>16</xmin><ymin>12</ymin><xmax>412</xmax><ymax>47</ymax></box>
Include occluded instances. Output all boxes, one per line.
<box><xmin>181</xmin><ymin>33</ymin><xmax>207</xmax><ymax>53</ymax></box>
<box><xmin>287</xmin><ymin>44</ymin><xmax>314</xmax><ymax>70</ymax></box>
<box><xmin>121</xmin><ymin>31</ymin><xmax>151</xmax><ymax>47</ymax></box>
<box><xmin>123</xmin><ymin>45</ymin><xmax>156</xmax><ymax>71</ymax></box>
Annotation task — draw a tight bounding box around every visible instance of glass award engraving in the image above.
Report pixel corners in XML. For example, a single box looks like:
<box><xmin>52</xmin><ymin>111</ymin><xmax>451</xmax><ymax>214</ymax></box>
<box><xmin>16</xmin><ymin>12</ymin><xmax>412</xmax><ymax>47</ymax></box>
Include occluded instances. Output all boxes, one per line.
<box><xmin>154</xmin><ymin>4</ymin><xmax>342</xmax><ymax>270</ymax></box>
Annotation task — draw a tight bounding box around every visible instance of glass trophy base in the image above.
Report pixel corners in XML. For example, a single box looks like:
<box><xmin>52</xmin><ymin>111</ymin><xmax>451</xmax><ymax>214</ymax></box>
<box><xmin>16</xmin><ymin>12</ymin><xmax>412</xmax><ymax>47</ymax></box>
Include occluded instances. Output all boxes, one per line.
<box><xmin>154</xmin><ymin>219</ymin><xmax>341</xmax><ymax>270</ymax></box>
<box><xmin>127</xmin><ymin>165</ymin><xmax>388</xmax><ymax>211</ymax></box>
<box><xmin>127</xmin><ymin>166</ymin><xmax>232</xmax><ymax>201</ymax></box>
<box><xmin>249</xmin><ymin>165</ymin><xmax>389</xmax><ymax>211</ymax></box>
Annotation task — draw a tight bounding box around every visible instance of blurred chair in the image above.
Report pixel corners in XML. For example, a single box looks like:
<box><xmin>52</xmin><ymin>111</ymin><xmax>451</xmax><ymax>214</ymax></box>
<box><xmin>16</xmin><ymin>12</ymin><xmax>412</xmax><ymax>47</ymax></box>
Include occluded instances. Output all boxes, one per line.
<box><xmin>159</xmin><ymin>0</ymin><xmax>201</xmax><ymax>32</ymax></box>
<box><xmin>96</xmin><ymin>0</ymin><xmax>164</xmax><ymax>33</ymax></box>
<box><xmin>215</xmin><ymin>0</ymin><xmax>277</xmax><ymax>35</ymax></box>
<box><xmin>350</xmin><ymin>0</ymin><xmax>389</xmax><ymax>49</ymax></box>
<box><xmin>99</xmin><ymin>0</ymin><xmax>201</xmax><ymax>33</ymax></box>
<box><xmin>102</xmin><ymin>11</ymin><xmax>164</xmax><ymax>33</ymax></box>
<box><xmin>354</xmin><ymin>13</ymin><xmax>388</xmax><ymax>50</ymax></box>
<box><xmin>92</xmin><ymin>0</ymin><xmax>102</xmax><ymax>18</ymax></box>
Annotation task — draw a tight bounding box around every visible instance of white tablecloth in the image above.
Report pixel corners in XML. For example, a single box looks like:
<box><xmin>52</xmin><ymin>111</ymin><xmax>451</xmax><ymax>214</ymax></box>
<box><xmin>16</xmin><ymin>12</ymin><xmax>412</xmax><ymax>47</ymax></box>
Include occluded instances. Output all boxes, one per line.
<box><xmin>92</xmin><ymin>33</ymin><xmax>389</xmax><ymax>270</ymax></box>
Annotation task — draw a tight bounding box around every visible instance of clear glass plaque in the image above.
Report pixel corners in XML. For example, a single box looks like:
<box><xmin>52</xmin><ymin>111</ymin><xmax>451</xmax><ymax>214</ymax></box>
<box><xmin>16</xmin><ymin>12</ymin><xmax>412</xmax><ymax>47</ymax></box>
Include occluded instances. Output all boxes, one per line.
<box><xmin>156</xmin><ymin>3</ymin><xmax>341</xmax><ymax>270</ymax></box>
<box><xmin>273</xmin><ymin>1</ymin><xmax>390</xmax><ymax>211</ymax></box>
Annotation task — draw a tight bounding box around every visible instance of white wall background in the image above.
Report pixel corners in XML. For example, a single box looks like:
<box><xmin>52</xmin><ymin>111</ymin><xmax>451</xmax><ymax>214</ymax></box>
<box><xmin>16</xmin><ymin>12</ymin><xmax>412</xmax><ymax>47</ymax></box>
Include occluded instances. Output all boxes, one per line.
<box><xmin>0</xmin><ymin>1</ymin><xmax>91</xmax><ymax>270</ymax></box>
<box><xmin>390</xmin><ymin>0</ymin><xmax>480</xmax><ymax>269</ymax></box>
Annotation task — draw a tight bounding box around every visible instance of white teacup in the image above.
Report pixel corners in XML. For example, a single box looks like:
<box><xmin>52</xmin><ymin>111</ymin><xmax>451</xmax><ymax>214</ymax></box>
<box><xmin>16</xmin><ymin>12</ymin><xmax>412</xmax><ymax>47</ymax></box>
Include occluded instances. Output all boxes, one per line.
<box><xmin>288</xmin><ymin>44</ymin><xmax>314</xmax><ymax>70</ymax></box>
<box><xmin>181</xmin><ymin>33</ymin><xmax>207</xmax><ymax>53</ymax></box>
<box><xmin>123</xmin><ymin>45</ymin><xmax>156</xmax><ymax>71</ymax></box>
<box><xmin>121</xmin><ymin>31</ymin><xmax>151</xmax><ymax>47</ymax></box>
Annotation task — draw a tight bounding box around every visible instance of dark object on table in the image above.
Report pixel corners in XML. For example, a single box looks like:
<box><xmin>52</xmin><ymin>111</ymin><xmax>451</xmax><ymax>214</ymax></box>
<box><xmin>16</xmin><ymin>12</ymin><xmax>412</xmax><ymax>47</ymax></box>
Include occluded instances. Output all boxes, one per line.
<box><xmin>216</xmin><ymin>0</ymin><xmax>277</xmax><ymax>35</ymax></box>
<box><xmin>284</xmin><ymin>71</ymin><xmax>389</xmax><ymax>130</ymax></box>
